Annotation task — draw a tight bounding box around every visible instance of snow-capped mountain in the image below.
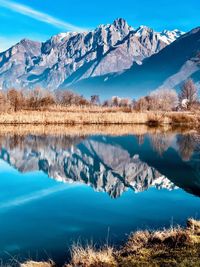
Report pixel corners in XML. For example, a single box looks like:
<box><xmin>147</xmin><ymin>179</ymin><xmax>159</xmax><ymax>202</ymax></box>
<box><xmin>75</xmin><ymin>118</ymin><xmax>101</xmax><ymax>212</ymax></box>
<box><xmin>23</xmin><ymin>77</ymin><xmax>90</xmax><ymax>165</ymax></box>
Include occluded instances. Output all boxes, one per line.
<box><xmin>134</xmin><ymin>26</ymin><xmax>183</xmax><ymax>45</ymax></box>
<box><xmin>159</xmin><ymin>29</ymin><xmax>184</xmax><ymax>44</ymax></box>
<box><xmin>0</xmin><ymin>18</ymin><xmax>183</xmax><ymax>91</ymax></box>
<box><xmin>76</xmin><ymin>26</ymin><xmax>200</xmax><ymax>98</ymax></box>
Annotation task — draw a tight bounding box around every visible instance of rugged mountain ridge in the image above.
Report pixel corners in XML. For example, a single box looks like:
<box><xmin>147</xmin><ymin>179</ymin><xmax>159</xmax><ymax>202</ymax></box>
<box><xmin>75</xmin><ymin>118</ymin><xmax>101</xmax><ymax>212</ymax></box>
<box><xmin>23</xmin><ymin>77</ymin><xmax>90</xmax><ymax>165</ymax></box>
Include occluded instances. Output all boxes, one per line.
<box><xmin>0</xmin><ymin>18</ymin><xmax>183</xmax><ymax>91</ymax></box>
<box><xmin>75</xmin><ymin>27</ymin><xmax>200</xmax><ymax>98</ymax></box>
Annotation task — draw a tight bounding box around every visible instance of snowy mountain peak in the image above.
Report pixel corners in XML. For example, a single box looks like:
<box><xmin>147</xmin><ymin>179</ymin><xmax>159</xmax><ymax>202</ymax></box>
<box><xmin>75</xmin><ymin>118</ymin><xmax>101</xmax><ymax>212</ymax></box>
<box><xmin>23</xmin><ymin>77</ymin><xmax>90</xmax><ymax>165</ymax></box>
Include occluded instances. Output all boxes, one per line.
<box><xmin>135</xmin><ymin>25</ymin><xmax>153</xmax><ymax>35</ymax></box>
<box><xmin>160</xmin><ymin>29</ymin><xmax>185</xmax><ymax>44</ymax></box>
<box><xmin>134</xmin><ymin>26</ymin><xmax>184</xmax><ymax>45</ymax></box>
<box><xmin>0</xmin><ymin>19</ymin><xmax>184</xmax><ymax>90</ymax></box>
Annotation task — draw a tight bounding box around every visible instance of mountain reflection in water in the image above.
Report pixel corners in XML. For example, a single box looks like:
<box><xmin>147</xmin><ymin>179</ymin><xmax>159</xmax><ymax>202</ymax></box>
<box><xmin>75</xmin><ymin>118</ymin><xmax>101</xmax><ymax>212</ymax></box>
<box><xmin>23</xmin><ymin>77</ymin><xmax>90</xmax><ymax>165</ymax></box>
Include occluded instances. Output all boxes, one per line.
<box><xmin>1</xmin><ymin>130</ymin><xmax>200</xmax><ymax>198</ymax></box>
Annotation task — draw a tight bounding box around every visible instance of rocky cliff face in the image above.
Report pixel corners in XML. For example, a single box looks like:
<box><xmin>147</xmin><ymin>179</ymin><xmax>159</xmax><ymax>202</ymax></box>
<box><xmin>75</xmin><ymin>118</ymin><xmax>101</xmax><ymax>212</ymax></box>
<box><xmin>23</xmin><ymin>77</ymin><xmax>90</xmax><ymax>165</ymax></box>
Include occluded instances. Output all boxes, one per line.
<box><xmin>0</xmin><ymin>134</ymin><xmax>176</xmax><ymax>198</ymax></box>
<box><xmin>0</xmin><ymin>18</ymin><xmax>183</xmax><ymax>90</ymax></box>
<box><xmin>82</xmin><ymin>27</ymin><xmax>200</xmax><ymax>98</ymax></box>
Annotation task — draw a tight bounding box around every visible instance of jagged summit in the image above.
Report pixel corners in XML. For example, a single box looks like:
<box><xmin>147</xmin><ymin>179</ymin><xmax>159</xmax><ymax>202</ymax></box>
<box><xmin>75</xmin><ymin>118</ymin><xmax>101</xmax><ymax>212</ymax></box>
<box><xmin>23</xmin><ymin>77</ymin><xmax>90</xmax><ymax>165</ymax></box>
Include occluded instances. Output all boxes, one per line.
<box><xmin>135</xmin><ymin>25</ymin><xmax>184</xmax><ymax>44</ymax></box>
<box><xmin>99</xmin><ymin>24</ymin><xmax>200</xmax><ymax>97</ymax></box>
<box><xmin>113</xmin><ymin>18</ymin><xmax>131</xmax><ymax>31</ymax></box>
<box><xmin>0</xmin><ymin>18</ymin><xmax>183</xmax><ymax>91</ymax></box>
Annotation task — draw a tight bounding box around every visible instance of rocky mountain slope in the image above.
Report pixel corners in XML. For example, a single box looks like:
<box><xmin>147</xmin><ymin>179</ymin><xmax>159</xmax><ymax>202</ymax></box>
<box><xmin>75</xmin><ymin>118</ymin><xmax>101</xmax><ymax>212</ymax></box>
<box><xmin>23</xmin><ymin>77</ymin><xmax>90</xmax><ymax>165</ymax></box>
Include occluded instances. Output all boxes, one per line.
<box><xmin>75</xmin><ymin>27</ymin><xmax>200</xmax><ymax>98</ymax></box>
<box><xmin>0</xmin><ymin>18</ymin><xmax>183</xmax><ymax>91</ymax></box>
<box><xmin>0</xmin><ymin>134</ymin><xmax>176</xmax><ymax>198</ymax></box>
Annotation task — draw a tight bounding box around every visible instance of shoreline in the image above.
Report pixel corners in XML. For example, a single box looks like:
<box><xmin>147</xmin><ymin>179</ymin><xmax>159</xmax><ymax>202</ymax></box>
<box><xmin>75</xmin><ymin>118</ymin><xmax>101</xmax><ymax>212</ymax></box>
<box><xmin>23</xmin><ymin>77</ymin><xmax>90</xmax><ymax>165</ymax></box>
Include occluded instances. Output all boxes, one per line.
<box><xmin>20</xmin><ymin>218</ymin><xmax>200</xmax><ymax>267</ymax></box>
<box><xmin>0</xmin><ymin>123</ymin><xmax>197</xmax><ymax>137</ymax></box>
<box><xmin>0</xmin><ymin>110</ymin><xmax>199</xmax><ymax>126</ymax></box>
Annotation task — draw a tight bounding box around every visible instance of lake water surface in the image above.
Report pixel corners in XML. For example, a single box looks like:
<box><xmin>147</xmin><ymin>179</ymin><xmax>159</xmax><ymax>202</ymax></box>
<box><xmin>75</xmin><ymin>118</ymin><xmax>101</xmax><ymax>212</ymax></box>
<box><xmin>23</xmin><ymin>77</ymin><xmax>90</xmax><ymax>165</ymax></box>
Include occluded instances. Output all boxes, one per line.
<box><xmin>0</xmin><ymin>128</ymin><xmax>200</xmax><ymax>265</ymax></box>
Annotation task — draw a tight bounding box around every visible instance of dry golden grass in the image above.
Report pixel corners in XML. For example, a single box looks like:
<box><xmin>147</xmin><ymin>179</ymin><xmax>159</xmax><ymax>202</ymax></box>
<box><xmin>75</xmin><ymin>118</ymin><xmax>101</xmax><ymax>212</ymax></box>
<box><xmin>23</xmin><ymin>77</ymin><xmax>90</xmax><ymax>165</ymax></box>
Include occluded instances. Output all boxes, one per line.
<box><xmin>20</xmin><ymin>261</ymin><xmax>54</xmax><ymax>267</ymax></box>
<box><xmin>187</xmin><ymin>218</ymin><xmax>200</xmax><ymax>235</ymax></box>
<box><xmin>118</xmin><ymin>219</ymin><xmax>200</xmax><ymax>267</ymax></box>
<box><xmin>0</xmin><ymin>110</ymin><xmax>149</xmax><ymax>125</ymax></box>
<box><xmin>168</xmin><ymin>112</ymin><xmax>200</xmax><ymax>125</ymax></box>
<box><xmin>66</xmin><ymin>244</ymin><xmax>117</xmax><ymax>267</ymax></box>
<box><xmin>120</xmin><ymin>218</ymin><xmax>200</xmax><ymax>256</ymax></box>
<box><xmin>41</xmin><ymin>105</ymin><xmax>134</xmax><ymax>113</ymax></box>
<box><xmin>19</xmin><ymin>219</ymin><xmax>200</xmax><ymax>267</ymax></box>
<box><xmin>121</xmin><ymin>228</ymin><xmax>192</xmax><ymax>256</ymax></box>
<box><xmin>0</xmin><ymin>108</ymin><xmax>199</xmax><ymax>126</ymax></box>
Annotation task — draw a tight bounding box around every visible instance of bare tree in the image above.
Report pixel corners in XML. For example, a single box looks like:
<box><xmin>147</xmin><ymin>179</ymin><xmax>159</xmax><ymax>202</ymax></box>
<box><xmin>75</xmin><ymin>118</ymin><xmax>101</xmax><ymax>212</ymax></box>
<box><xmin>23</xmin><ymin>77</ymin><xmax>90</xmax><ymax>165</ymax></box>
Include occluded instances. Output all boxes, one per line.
<box><xmin>40</xmin><ymin>91</ymin><xmax>55</xmax><ymax>108</ymax></box>
<box><xmin>0</xmin><ymin>91</ymin><xmax>6</xmax><ymax>112</ymax></box>
<box><xmin>25</xmin><ymin>87</ymin><xmax>44</xmax><ymax>110</ymax></box>
<box><xmin>134</xmin><ymin>96</ymin><xmax>151</xmax><ymax>111</ymax></box>
<box><xmin>150</xmin><ymin>88</ymin><xmax>178</xmax><ymax>111</ymax></box>
<box><xmin>91</xmin><ymin>95</ymin><xmax>100</xmax><ymax>105</ymax></box>
<box><xmin>120</xmin><ymin>98</ymin><xmax>131</xmax><ymax>107</ymax></box>
<box><xmin>7</xmin><ymin>89</ymin><xmax>24</xmax><ymax>112</ymax></box>
<box><xmin>111</xmin><ymin>96</ymin><xmax>121</xmax><ymax>107</ymax></box>
<box><xmin>179</xmin><ymin>79</ymin><xmax>198</xmax><ymax>109</ymax></box>
<box><xmin>55</xmin><ymin>90</ymin><xmax>89</xmax><ymax>106</ymax></box>
<box><xmin>102</xmin><ymin>99</ymin><xmax>110</xmax><ymax>107</ymax></box>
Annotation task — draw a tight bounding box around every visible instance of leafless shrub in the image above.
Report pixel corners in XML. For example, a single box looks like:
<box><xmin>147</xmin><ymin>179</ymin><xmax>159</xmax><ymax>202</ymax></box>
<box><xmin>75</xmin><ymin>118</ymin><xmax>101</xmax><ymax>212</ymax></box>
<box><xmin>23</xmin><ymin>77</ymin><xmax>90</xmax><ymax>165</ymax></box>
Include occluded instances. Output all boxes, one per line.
<box><xmin>134</xmin><ymin>96</ymin><xmax>151</xmax><ymax>111</ymax></box>
<box><xmin>134</xmin><ymin>89</ymin><xmax>178</xmax><ymax>112</ymax></box>
<box><xmin>0</xmin><ymin>88</ymin><xmax>90</xmax><ymax>112</ymax></box>
<box><xmin>103</xmin><ymin>96</ymin><xmax>132</xmax><ymax>109</ymax></box>
<box><xmin>0</xmin><ymin>91</ymin><xmax>6</xmax><ymax>112</ymax></box>
<box><xmin>90</xmin><ymin>95</ymin><xmax>100</xmax><ymax>105</ymax></box>
<box><xmin>150</xmin><ymin>88</ymin><xmax>178</xmax><ymax>111</ymax></box>
<box><xmin>55</xmin><ymin>90</ymin><xmax>89</xmax><ymax>106</ymax></box>
<box><xmin>179</xmin><ymin>79</ymin><xmax>198</xmax><ymax>109</ymax></box>
<box><xmin>6</xmin><ymin>88</ymin><xmax>24</xmax><ymax>112</ymax></box>
<box><xmin>24</xmin><ymin>88</ymin><xmax>56</xmax><ymax>110</ymax></box>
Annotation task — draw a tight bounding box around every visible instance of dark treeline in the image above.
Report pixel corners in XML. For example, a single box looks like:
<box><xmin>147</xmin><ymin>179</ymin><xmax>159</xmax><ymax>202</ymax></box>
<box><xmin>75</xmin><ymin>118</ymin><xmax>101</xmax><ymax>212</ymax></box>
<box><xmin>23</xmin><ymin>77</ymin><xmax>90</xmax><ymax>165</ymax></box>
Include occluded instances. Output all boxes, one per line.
<box><xmin>0</xmin><ymin>79</ymin><xmax>199</xmax><ymax>112</ymax></box>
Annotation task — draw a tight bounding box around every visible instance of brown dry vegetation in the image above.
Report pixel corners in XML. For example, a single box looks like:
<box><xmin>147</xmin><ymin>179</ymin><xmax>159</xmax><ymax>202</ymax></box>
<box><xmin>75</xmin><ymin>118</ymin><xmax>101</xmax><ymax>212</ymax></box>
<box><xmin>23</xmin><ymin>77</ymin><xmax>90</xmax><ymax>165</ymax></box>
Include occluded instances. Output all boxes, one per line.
<box><xmin>0</xmin><ymin>109</ymin><xmax>200</xmax><ymax>126</ymax></box>
<box><xmin>0</xmin><ymin>81</ymin><xmax>200</xmax><ymax>125</ymax></box>
<box><xmin>66</xmin><ymin>245</ymin><xmax>117</xmax><ymax>267</ymax></box>
<box><xmin>0</xmin><ymin>109</ymin><xmax>149</xmax><ymax>125</ymax></box>
<box><xmin>21</xmin><ymin>219</ymin><xmax>200</xmax><ymax>267</ymax></box>
<box><xmin>20</xmin><ymin>261</ymin><xmax>55</xmax><ymax>267</ymax></box>
<box><xmin>0</xmin><ymin>80</ymin><xmax>200</xmax><ymax>126</ymax></box>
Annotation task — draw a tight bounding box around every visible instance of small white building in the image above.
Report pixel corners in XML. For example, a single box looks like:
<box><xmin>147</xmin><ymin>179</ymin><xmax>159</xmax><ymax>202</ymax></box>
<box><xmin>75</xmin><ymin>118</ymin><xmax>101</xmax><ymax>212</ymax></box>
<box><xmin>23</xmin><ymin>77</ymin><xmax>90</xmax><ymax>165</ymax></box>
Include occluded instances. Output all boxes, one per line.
<box><xmin>181</xmin><ymin>99</ymin><xmax>189</xmax><ymax>109</ymax></box>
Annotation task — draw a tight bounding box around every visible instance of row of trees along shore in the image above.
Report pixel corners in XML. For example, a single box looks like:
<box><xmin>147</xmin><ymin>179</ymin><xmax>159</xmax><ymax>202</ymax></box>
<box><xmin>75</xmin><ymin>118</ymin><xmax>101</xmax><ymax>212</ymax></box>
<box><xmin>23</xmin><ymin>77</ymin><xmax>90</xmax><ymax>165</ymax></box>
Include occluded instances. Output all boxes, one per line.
<box><xmin>0</xmin><ymin>79</ymin><xmax>198</xmax><ymax>112</ymax></box>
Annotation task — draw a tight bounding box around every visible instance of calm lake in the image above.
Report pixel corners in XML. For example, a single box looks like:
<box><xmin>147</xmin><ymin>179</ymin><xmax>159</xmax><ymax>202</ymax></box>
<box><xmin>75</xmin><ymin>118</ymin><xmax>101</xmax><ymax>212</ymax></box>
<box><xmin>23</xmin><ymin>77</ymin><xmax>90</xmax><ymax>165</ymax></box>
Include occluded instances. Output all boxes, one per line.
<box><xmin>0</xmin><ymin>127</ymin><xmax>200</xmax><ymax>265</ymax></box>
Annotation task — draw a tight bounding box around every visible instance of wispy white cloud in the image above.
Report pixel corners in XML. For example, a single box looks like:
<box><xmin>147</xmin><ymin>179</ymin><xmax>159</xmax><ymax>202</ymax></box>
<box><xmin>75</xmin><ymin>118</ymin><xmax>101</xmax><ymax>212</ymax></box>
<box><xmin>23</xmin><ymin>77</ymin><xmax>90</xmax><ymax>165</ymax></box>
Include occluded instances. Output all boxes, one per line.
<box><xmin>0</xmin><ymin>0</ymin><xmax>87</xmax><ymax>32</ymax></box>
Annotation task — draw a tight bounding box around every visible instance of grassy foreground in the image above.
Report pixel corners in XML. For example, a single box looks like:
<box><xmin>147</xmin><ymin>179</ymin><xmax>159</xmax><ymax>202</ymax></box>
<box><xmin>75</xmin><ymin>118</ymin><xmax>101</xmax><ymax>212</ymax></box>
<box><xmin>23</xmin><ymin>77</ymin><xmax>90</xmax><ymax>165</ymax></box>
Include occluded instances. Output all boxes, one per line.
<box><xmin>0</xmin><ymin>108</ymin><xmax>199</xmax><ymax>125</ymax></box>
<box><xmin>21</xmin><ymin>219</ymin><xmax>200</xmax><ymax>267</ymax></box>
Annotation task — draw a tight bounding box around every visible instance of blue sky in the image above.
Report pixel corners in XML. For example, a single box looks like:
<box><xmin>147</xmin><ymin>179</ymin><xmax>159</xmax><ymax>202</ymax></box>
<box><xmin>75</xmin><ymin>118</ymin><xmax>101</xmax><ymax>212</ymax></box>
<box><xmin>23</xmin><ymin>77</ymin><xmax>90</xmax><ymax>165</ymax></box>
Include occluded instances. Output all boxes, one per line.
<box><xmin>0</xmin><ymin>0</ymin><xmax>199</xmax><ymax>52</ymax></box>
